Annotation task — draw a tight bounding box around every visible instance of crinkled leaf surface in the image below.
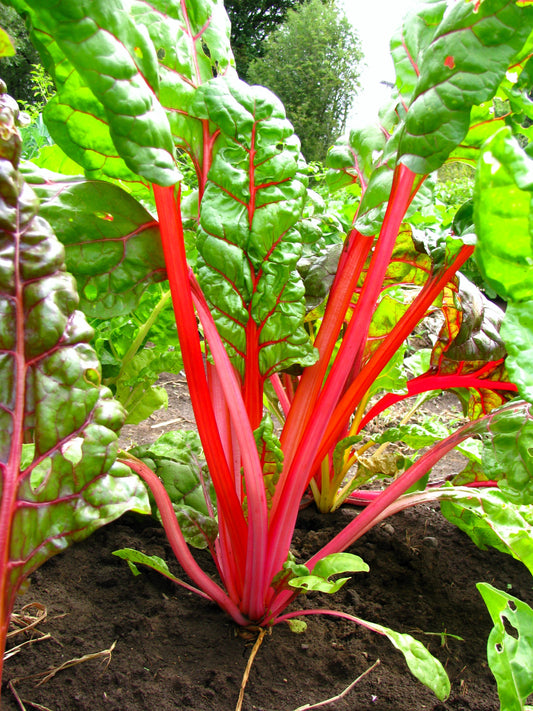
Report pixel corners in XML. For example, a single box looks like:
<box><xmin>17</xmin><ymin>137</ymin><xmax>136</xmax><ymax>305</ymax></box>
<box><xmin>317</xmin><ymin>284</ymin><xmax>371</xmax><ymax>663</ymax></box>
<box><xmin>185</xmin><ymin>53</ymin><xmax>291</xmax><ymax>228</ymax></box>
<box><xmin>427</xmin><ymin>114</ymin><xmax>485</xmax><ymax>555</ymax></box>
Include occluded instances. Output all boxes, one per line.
<box><xmin>478</xmin><ymin>583</ymin><xmax>533</xmax><ymax>711</ymax></box>
<box><xmin>452</xmin><ymin>401</ymin><xmax>533</xmax><ymax>503</ymax></box>
<box><xmin>474</xmin><ymin>129</ymin><xmax>533</xmax><ymax>403</ymax></box>
<box><xmin>326</xmin><ymin>123</ymin><xmax>388</xmax><ymax>194</ymax></box>
<box><xmin>195</xmin><ymin>77</ymin><xmax>316</xmax><ymax>378</ymax></box>
<box><xmin>501</xmin><ymin>302</ymin><xmax>533</xmax><ymax>404</ymax></box>
<box><xmin>429</xmin><ymin>275</ymin><xmax>512</xmax><ymax>417</ymax></box>
<box><xmin>129</xmin><ymin>430</ymin><xmax>217</xmax><ymax>548</ymax></box>
<box><xmin>11</xmin><ymin>0</ymin><xmax>181</xmax><ymax>185</ymax></box>
<box><xmin>21</xmin><ymin>167</ymin><xmax>166</xmax><ymax>317</ymax></box>
<box><xmin>399</xmin><ymin>0</ymin><xmax>533</xmax><ymax>173</ymax></box>
<box><xmin>474</xmin><ymin>128</ymin><xmax>533</xmax><ymax>303</ymax></box>
<box><xmin>8</xmin><ymin>0</ymin><xmax>234</xmax><ymax>187</ymax></box>
<box><xmin>441</xmin><ymin>488</ymin><xmax>533</xmax><ymax>575</ymax></box>
<box><xmin>0</xmin><ymin>92</ymin><xmax>149</xmax><ymax>614</ymax></box>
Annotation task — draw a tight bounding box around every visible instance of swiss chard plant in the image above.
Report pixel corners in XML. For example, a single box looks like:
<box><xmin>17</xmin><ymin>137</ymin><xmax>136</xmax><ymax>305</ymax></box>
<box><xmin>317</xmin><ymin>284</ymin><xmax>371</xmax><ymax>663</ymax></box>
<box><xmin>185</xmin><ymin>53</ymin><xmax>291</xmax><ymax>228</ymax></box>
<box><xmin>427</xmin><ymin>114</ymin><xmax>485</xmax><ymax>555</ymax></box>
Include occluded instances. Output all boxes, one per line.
<box><xmin>2</xmin><ymin>0</ymin><xmax>533</xmax><ymax>702</ymax></box>
<box><xmin>0</xmin><ymin>85</ymin><xmax>150</xmax><ymax>684</ymax></box>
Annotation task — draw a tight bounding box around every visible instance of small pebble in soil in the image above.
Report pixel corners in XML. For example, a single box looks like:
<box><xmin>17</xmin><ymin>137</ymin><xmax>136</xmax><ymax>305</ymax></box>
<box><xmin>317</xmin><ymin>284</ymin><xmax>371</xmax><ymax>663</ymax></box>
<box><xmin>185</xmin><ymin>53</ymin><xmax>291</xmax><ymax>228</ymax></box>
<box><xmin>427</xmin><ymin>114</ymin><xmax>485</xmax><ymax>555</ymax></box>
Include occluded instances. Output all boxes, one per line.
<box><xmin>423</xmin><ymin>536</ymin><xmax>439</xmax><ymax>548</ymax></box>
<box><xmin>381</xmin><ymin>523</ymin><xmax>395</xmax><ymax>535</ymax></box>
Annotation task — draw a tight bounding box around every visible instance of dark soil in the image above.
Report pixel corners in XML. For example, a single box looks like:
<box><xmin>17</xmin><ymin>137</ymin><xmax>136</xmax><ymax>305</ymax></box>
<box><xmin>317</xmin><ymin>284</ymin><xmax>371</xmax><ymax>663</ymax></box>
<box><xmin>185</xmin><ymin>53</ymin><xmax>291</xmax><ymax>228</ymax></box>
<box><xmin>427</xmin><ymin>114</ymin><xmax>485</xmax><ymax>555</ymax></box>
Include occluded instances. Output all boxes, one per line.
<box><xmin>3</xmin><ymin>379</ymin><xmax>533</xmax><ymax>711</ymax></box>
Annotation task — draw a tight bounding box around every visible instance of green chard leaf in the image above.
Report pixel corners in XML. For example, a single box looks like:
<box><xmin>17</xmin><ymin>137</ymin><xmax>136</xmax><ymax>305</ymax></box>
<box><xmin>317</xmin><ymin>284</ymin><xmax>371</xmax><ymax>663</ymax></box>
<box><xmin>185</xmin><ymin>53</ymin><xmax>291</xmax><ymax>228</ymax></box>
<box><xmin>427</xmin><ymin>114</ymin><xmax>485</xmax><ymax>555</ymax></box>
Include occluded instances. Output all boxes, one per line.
<box><xmin>19</xmin><ymin>0</ymin><xmax>180</xmax><ymax>185</ymax></box>
<box><xmin>0</xmin><ymin>88</ymin><xmax>150</xmax><ymax>615</ymax></box>
<box><xmin>194</xmin><ymin>77</ymin><xmax>317</xmax><ymax>378</ymax></box>
<box><xmin>501</xmin><ymin>302</ymin><xmax>533</xmax><ymax>403</ymax></box>
<box><xmin>475</xmin><ymin>128</ymin><xmax>533</xmax><ymax>303</ymax></box>
<box><xmin>474</xmin><ymin>128</ymin><xmax>533</xmax><ymax>402</ymax></box>
<box><xmin>20</xmin><ymin>166</ymin><xmax>167</xmax><ymax>318</ymax></box>
<box><xmin>391</xmin><ymin>0</ymin><xmax>449</xmax><ymax>106</ymax></box>
<box><xmin>8</xmin><ymin>0</ymin><xmax>235</xmax><ymax>187</ymax></box>
<box><xmin>441</xmin><ymin>489</ymin><xmax>533</xmax><ymax>575</ymax></box>
<box><xmin>477</xmin><ymin>583</ymin><xmax>533</xmax><ymax>711</ymax></box>
<box><xmin>129</xmin><ymin>430</ymin><xmax>217</xmax><ymax>549</ymax></box>
<box><xmin>453</xmin><ymin>400</ymin><xmax>533</xmax><ymax>504</ymax></box>
<box><xmin>113</xmin><ymin>548</ymin><xmax>183</xmax><ymax>584</ymax></box>
<box><xmin>399</xmin><ymin>0</ymin><xmax>533</xmax><ymax>174</ymax></box>
<box><xmin>361</xmin><ymin>617</ymin><xmax>450</xmax><ymax>701</ymax></box>
<box><xmin>288</xmin><ymin>553</ymin><xmax>369</xmax><ymax>594</ymax></box>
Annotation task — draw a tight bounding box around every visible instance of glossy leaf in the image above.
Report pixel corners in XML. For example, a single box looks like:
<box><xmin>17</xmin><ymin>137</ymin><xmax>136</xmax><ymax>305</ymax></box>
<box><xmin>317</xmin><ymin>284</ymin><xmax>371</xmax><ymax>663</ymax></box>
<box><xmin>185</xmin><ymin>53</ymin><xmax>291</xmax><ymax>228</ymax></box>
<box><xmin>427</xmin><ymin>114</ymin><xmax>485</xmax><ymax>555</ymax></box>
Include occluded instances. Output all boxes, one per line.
<box><xmin>288</xmin><ymin>552</ymin><xmax>369</xmax><ymax>594</ymax></box>
<box><xmin>441</xmin><ymin>489</ymin><xmax>533</xmax><ymax>575</ymax></box>
<box><xmin>390</xmin><ymin>0</ymin><xmax>448</xmax><ymax>105</ymax></box>
<box><xmin>474</xmin><ymin>128</ymin><xmax>533</xmax><ymax>303</ymax></box>
<box><xmin>20</xmin><ymin>165</ymin><xmax>166</xmax><ymax>317</ymax></box>
<box><xmin>478</xmin><ymin>583</ymin><xmax>533</xmax><ymax>711</ymax></box>
<box><xmin>15</xmin><ymin>0</ymin><xmax>180</xmax><ymax>185</ymax></box>
<box><xmin>7</xmin><ymin>0</ymin><xmax>234</xmax><ymax>186</ymax></box>
<box><xmin>399</xmin><ymin>1</ymin><xmax>533</xmax><ymax>173</ymax></box>
<box><xmin>501</xmin><ymin>302</ymin><xmax>533</xmax><ymax>403</ymax></box>
<box><xmin>479</xmin><ymin>402</ymin><xmax>533</xmax><ymax>504</ymax></box>
<box><xmin>195</xmin><ymin>77</ymin><xmax>317</xmax><ymax>378</ymax></box>
<box><xmin>326</xmin><ymin>123</ymin><xmax>388</xmax><ymax>194</ymax></box>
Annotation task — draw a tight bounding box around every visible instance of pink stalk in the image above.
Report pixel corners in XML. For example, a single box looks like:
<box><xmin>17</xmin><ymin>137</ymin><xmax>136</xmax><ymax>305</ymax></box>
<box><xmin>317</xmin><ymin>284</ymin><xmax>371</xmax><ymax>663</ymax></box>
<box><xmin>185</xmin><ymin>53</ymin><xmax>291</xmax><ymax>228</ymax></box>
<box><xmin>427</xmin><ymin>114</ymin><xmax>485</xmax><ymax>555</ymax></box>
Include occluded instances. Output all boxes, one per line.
<box><xmin>359</xmin><ymin>371</ymin><xmax>518</xmax><ymax>431</ymax></box>
<box><xmin>0</xmin><ymin>213</ymin><xmax>25</xmax><ymax>682</ymax></box>
<box><xmin>267</xmin><ymin>420</ymin><xmax>479</xmax><ymax>620</ymax></box>
<box><xmin>346</xmin><ymin>479</ymin><xmax>499</xmax><ymax>506</ymax></box>
<box><xmin>152</xmin><ymin>184</ymin><xmax>248</xmax><ymax>571</ymax></box>
<box><xmin>205</xmin><ymin>365</ymin><xmax>243</xmax><ymax>600</ymax></box>
<box><xmin>280</xmin><ymin>230</ymin><xmax>374</xmax><ymax>472</ymax></box>
<box><xmin>273</xmin><ymin>607</ymin><xmax>398</xmax><ymax>633</ymax></box>
<box><xmin>308</xmin><ymin>423</ymin><xmax>479</xmax><ymax>562</ymax></box>
<box><xmin>122</xmin><ymin>456</ymin><xmax>249</xmax><ymax>625</ymax></box>
<box><xmin>268</xmin><ymin>164</ymin><xmax>417</xmax><ymax>584</ymax></box>
<box><xmin>311</xmin><ymin>242</ymin><xmax>476</xmax><ymax>471</ymax></box>
<box><xmin>270</xmin><ymin>373</ymin><xmax>291</xmax><ymax>418</ymax></box>
<box><xmin>189</xmin><ymin>273</ymin><xmax>269</xmax><ymax>621</ymax></box>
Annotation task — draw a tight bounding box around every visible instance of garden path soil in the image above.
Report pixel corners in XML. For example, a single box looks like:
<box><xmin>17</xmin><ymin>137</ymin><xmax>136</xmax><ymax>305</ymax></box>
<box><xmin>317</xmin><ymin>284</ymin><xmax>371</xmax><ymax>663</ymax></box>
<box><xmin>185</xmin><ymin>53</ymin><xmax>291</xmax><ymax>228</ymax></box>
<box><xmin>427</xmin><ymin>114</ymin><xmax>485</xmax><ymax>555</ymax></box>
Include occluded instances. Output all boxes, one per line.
<box><xmin>3</xmin><ymin>378</ymin><xmax>532</xmax><ymax>711</ymax></box>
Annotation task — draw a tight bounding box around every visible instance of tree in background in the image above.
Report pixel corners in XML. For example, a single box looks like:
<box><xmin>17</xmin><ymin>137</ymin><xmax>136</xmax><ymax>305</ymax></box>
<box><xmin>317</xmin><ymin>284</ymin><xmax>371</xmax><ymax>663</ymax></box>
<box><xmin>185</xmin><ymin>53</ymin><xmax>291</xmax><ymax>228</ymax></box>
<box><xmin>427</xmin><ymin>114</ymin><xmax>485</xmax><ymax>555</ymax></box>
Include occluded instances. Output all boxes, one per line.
<box><xmin>0</xmin><ymin>5</ymin><xmax>40</xmax><ymax>104</ymax></box>
<box><xmin>225</xmin><ymin>0</ymin><xmax>305</xmax><ymax>80</ymax></box>
<box><xmin>247</xmin><ymin>0</ymin><xmax>363</xmax><ymax>163</ymax></box>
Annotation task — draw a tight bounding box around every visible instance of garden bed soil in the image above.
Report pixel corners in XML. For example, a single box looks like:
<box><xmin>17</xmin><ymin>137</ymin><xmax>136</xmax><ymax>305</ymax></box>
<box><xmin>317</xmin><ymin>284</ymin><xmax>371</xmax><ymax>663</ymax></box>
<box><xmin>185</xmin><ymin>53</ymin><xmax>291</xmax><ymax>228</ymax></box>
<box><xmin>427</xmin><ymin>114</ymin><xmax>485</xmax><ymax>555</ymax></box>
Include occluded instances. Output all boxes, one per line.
<box><xmin>3</xmin><ymin>378</ymin><xmax>532</xmax><ymax>711</ymax></box>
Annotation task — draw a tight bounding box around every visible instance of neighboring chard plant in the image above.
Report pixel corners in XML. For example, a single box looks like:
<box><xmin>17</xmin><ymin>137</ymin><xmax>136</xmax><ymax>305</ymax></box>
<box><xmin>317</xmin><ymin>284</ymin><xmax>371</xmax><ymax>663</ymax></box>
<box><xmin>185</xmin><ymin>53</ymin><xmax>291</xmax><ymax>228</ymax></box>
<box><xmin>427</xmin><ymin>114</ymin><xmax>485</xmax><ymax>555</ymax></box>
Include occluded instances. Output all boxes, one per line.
<box><xmin>0</xmin><ymin>85</ymin><xmax>150</xmax><ymax>685</ymax></box>
<box><xmin>3</xmin><ymin>0</ymin><xmax>533</xmax><ymax>703</ymax></box>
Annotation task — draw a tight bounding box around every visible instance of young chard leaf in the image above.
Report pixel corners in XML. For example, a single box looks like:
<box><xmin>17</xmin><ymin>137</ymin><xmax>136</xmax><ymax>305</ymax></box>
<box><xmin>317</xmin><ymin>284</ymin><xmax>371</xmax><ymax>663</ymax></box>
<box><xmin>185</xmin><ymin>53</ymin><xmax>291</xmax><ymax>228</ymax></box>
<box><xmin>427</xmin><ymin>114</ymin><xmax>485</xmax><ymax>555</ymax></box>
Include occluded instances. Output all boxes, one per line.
<box><xmin>288</xmin><ymin>552</ymin><xmax>368</xmax><ymax>594</ymax></box>
<box><xmin>112</xmin><ymin>548</ymin><xmax>207</xmax><ymax>598</ymax></box>
<box><xmin>0</xmin><ymin>86</ymin><xmax>150</xmax><ymax>658</ymax></box>
<box><xmin>477</xmin><ymin>583</ymin><xmax>533</xmax><ymax>711</ymax></box>
<box><xmin>361</xmin><ymin>617</ymin><xmax>450</xmax><ymax>701</ymax></box>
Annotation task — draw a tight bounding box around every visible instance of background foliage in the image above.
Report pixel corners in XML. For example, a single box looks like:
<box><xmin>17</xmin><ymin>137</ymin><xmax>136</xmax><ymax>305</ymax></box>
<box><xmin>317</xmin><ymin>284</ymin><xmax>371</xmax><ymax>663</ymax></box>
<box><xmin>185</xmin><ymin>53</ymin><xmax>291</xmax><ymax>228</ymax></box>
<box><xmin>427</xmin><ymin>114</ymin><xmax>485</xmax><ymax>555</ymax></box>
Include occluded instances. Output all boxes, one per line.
<box><xmin>247</xmin><ymin>0</ymin><xmax>362</xmax><ymax>162</ymax></box>
<box><xmin>225</xmin><ymin>0</ymin><xmax>305</xmax><ymax>79</ymax></box>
